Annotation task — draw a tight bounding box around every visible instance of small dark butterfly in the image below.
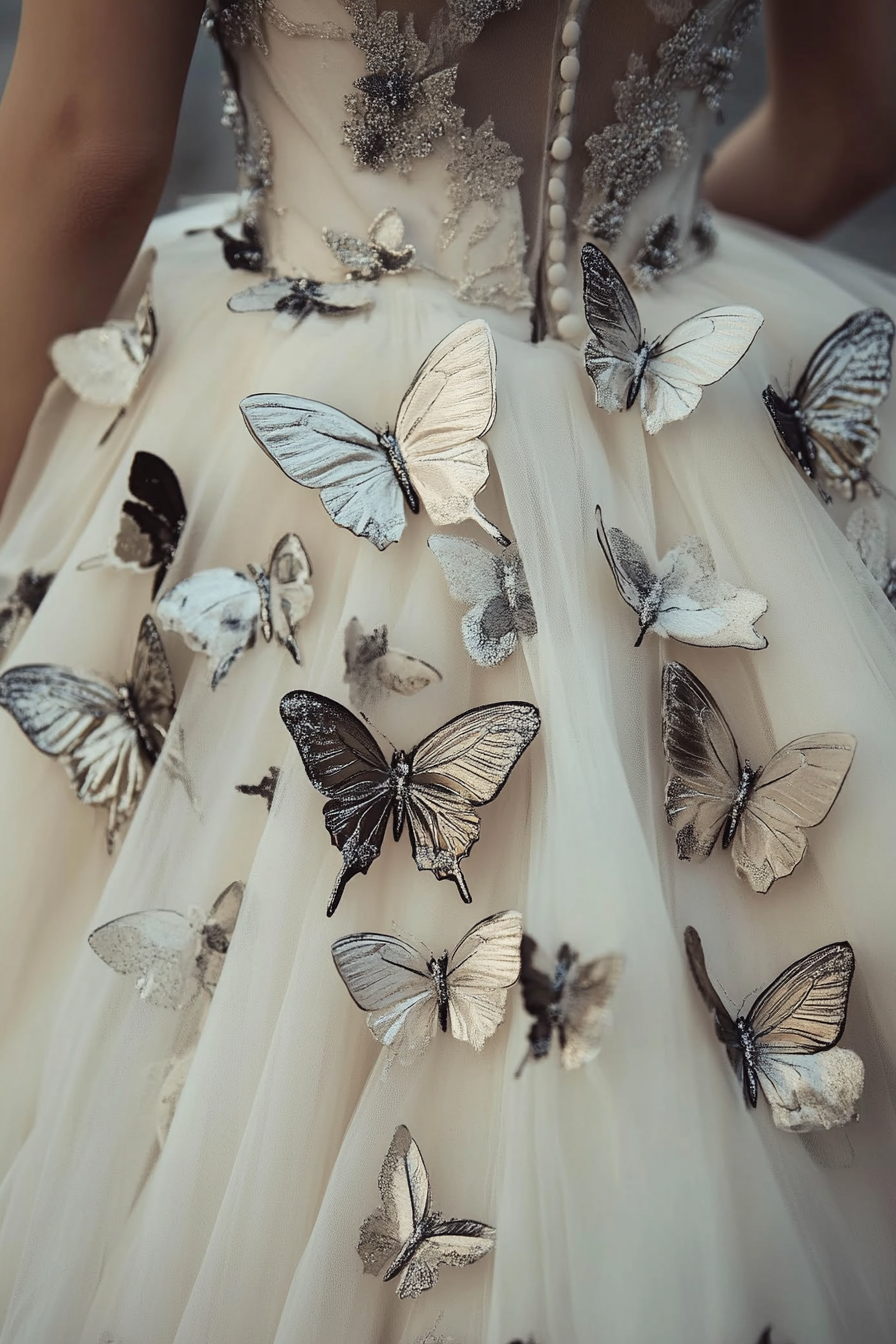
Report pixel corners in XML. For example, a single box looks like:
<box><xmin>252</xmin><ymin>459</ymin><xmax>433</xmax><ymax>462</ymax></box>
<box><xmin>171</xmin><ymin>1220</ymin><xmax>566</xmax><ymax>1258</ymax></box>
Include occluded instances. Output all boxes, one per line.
<box><xmin>763</xmin><ymin>308</ymin><xmax>894</xmax><ymax>500</ymax></box>
<box><xmin>227</xmin><ymin>275</ymin><xmax>373</xmax><ymax>324</ymax></box>
<box><xmin>279</xmin><ymin>691</ymin><xmax>540</xmax><ymax>915</ymax></box>
<box><xmin>215</xmin><ymin>220</ymin><xmax>265</xmax><ymax>272</ymax></box>
<box><xmin>684</xmin><ymin>926</ymin><xmax>863</xmax><ymax>1133</ymax></box>
<box><xmin>80</xmin><ymin>452</ymin><xmax>187</xmax><ymax>598</ymax></box>
<box><xmin>516</xmin><ymin>934</ymin><xmax>624</xmax><ymax>1075</ymax></box>
<box><xmin>0</xmin><ymin>569</ymin><xmax>54</xmax><ymax>663</ymax></box>
<box><xmin>235</xmin><ymin>765</ymin><xmax>280</xmax><ymax>810</ymax></box>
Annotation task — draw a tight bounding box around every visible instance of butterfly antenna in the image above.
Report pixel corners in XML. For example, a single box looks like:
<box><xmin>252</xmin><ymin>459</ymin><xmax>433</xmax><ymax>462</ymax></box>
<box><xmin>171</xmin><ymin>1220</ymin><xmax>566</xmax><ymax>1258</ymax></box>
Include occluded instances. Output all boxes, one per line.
<box><xmin>76</xmin><ymin>554</ymin><xmax>106</xmax><ymax>572</ymax></box>
<box><xmin>357</xmin><ymin>705</ymin><xmax>397</xmax><ymax>755</ymax></box>
<box><xmin>98</xmin><ymin>407</ymin><xmax>126</xmax><ymax>448</ymax></box>
<box><xmin>514</xmin><ymin>1046</ymin><xmax>533</xmax><ymax>1079</ymax></box>
<box><xmin>470</xmin><ymin>505</ymin><xmax>511</xmax><ymax>549</ymax></box>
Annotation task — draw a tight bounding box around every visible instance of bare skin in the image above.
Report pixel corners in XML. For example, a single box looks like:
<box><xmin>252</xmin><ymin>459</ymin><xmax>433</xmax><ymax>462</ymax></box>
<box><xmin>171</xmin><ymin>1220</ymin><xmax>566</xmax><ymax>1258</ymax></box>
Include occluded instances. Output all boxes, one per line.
<box><xmin>0</xmin><ymin>0</ymin><xmax>895</xmax><ymax>512</ymax></box>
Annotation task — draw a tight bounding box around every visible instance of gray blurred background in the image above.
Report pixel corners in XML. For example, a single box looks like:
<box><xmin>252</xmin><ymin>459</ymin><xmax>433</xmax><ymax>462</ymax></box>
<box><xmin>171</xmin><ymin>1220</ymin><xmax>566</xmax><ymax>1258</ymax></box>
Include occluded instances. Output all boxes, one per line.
<box><xmin>0</xmin><ymin>1</ymin><xmax>893</xmax><ymax>272</ymax></box>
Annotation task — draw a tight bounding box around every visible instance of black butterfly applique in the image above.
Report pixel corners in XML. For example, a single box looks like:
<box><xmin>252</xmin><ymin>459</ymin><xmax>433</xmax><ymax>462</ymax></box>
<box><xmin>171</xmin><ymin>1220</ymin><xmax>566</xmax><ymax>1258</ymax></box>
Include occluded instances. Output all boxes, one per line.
<box><xmin>215</xmin><ymin>220</ymin><xmax>265</xmax><ymax>272</ymax></box>
<box><xmin>0</xmin><ymin>615</ymin><xmax>176</xmax><ymax>849</ymax></box>
<box><xmin>763</xmin><ymin>308</ymin><xmax>894</xmax><ymax>501</ymax></box>
<box><xmin>279</xmin><ymin>691</ymin><xmax>540</xmax><ymax>915</ymax></box>
<box><xmin>0</xmin><ymin>569</ymin><xmax>54</xmax><ymax>663</ymax></box>
<box><xmin>80</xmin><ymin>452</ymin><xmax>187</xmax><ymax>599</ymax></box>
<box><xmin>516</xmin><ymin>934</ymin><xmax>624</xmax><ymax>1075</ymax></box>
<box><xmin>235</xmin><ymin>765</ymin><xmax>280</xmax><ymax>810</ymax></box>
<box><xmin>684</xmin><ymin>926</ymin><xmax>864</xmax><ymax>1132</ymax></box>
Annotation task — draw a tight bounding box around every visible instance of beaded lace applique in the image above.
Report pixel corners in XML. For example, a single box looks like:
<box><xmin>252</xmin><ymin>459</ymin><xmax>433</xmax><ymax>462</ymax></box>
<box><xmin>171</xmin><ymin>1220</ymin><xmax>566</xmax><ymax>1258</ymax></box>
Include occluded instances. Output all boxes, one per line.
<box><xmin>219</xmin><ymin>68</ymin><xmax>273</xmax><ymax>228</ymax></box>
<box><xmin>630</xmin><ymin>214</ymin><xmax>681</xmax><ymax>289</ymax></box>
<box><xmin>207</xmin><ymin>0</ymin><xmax>348</xmax><ymax>52</ymax></box>
<box><xmin>656</xmin><ymin>0</ymin><xmax>760</xmax><ymax>114</ymax></box>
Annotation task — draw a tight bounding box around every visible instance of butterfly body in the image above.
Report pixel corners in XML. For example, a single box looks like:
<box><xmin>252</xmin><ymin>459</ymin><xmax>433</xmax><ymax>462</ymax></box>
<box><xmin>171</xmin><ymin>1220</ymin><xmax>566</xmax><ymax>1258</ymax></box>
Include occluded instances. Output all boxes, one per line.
<box><xmin>379</xmin><ymin>429</ymin><xmax>420</xmax><ymax>513</ymax></box>
<box><xmin>625</xmin><ymin>339</ymin><xmax>654</xmax><ymax>410</ymax></box>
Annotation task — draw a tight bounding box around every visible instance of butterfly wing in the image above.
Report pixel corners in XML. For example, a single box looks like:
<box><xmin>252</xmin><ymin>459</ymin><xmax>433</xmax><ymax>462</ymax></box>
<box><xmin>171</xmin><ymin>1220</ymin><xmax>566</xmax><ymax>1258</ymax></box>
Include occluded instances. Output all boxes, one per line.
<box><xmin>653</xmin><ymin>536</ymin><xmax>768</xmax><ymax>649</ymax></box>
<box><xmin>130</xmin><ymin>615</ymin><xmax>176</xmax><ymax>748</ymax></box>
<box><xmin>662</xmin><ymin>662</ymin><xmax>740</xmax><ymax>860</ymax></box>
<box><xmin>428</xmin><ymin>535</ymin><xmax>535</xmax><ymax>667</ymax></box>
<box><xmin>595</xmin><ymin>507</ymin><xmax>655</xmax><ymax>616</ymax></box>
<box><xmin>756</xmin><ymin>1047</ymin><xmax>865</xmax><ymax>1132</ymax></box>
<box><xmin>732</xmin><ymin>734</ymin><xmax>857</xmax><ymax>892</ymax></box>
<box><xmin>640</xmin><ymin>307</ymin><xmax>764</xmax><ymax>434</ymax></box>
<box><xmin>51</xmin><ymin>323</ymin><xmax>147</xmax><ymax>407</ymax></box>
<box><xmin>156</xmin><ymin>569</ymin><xmax>260</xmax><ymax>689</ymax></box>
<box><xmin>266</xmin><ymin>532</ymin><xmax>314</xmax><ymax>662</ymax></box>
<box><xmin>581</xmin><ymin>244</ymin><xmax>642</xmax><ymax>413</ymax></box>
<box><xmin>228</xmin><ymin>279</ymin><xmax>297</xmax><ymax>313</ymax></box>
<box><xmin>683</xmin><ymin>926</ymin><xmax>741</xmax><ymax>1076</ymax></box>
<box><xmin>358</xmin><ymin>1124</ymin><xmax>429</xmax><ymax>1277</ymax></box>
<box><xmin>445</xmin><ymin>909</ymin><xmax>523</xmax><ymax>1049</ymax></box>
<box><xmin>374</xmin><ymin>648</ymin><xmax>442</xmax><ymax>697</ymax></box>
<box><xmin>88</xmin><ymin>909</ymin><xmax>202</xmax><ymax>1008</ymax></box>
<box><xmin>116</xmin><ymin>452</ymin><xmax>187</xmax><ymax>597</ymax></box>
<box><xmin>199</xmin><ymin>880</ymin><xmax>245</xmax><ymax>993</ymax></box>
<box><xmin>559</xmin><ymin>951</ymin><xmax>625</xmax><ymax>1069</ymax></box>
<box><xmin>279</xmin><ymin>691</ymin><xmax>394</xmax><ymax>914</ymax></box>
<box><xmin>397</xmin><ymin>1220</ymin><xmax>497</xmax><ymax>1299</ymax></box>
<box><xmin>747</xmin><ymin>941</ymin><xmax>854</xmax><ymax>1063</ymax></box>
<box><xmin>0</xmin><ymin>664</ymin><xmax>123</xmax><ymax>757</ymax></box>
<box><xmin>846</xmin><ymin>501</ymin><xmax>889</xmax><ymax>585</ymax></box>
<box><xmin>241</xmin><ymin>394</ymin><xmax>406</xmax><ymax>549</ymax></box>
<box><xmin>332</xmin><ymin>932</ymin><xmax>438</xmax><ymax>1055</ymax></box>
<box><xmin>405</xmin><ymin>703</ymin><xmax>541</xmax><ymax>899</ymax></box>
<box><xmin>206</xmin><ymin>879</ymin><xmax>245</xmax><ymax>942</ymax></box>
<box><xmin>396</xmin><ymin>321</ymin><xmax>498</xmax><ymax>531</ymax></box>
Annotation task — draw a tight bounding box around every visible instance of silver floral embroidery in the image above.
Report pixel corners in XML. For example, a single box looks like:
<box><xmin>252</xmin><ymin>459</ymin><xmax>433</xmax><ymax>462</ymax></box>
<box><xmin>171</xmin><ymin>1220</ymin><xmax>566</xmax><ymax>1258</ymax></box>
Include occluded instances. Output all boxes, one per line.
<box><xmin>453</xmin><ymin>230</ymin><xmax>531</xmax><ymax>310</ymax></box>
<box><xmin>656</xmin><ymin>0</ymin><xmax>761</xmax><ymax>114</ymax></box>
<box><xmin>631</xmin><ymin>214</ymin><xmax>681</xmax><ymax>288</ymax></box>
<box><xmin>442</xmin><ymin>117</ymin><xmax>523</xmax><ymax>248</ymax></box>
<box><xmin>324</xmin><ymin>207</ymin><xmax>416</xmax><ymax>278</ymax></box>
<box><xmin>647</xmin><ymin>0</ymin><xmax>694</xmax><ymax>21</ymax></box>
<box><xmin>690</xmin><ymin>203</ymin><xmax>718</xmax><ymax>256</ymax></box>
<box><xmin>219</xmin><ymin>66</ymin><xmax>273</xmax><ymax>227</ymax></box>
<box><xmin>206</xmin><ymin>0</ymin><xmax>348</xmax><ymax>52</ymax></box>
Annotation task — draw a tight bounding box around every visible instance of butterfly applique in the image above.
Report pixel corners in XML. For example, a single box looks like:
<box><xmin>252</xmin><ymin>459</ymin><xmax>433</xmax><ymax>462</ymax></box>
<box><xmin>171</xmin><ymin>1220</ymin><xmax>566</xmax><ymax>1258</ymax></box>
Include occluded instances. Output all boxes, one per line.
<box><xmin>51</xmin><ymin>249</ymin><xmax>157</xmax><ymax>441</ymax></box>
<box><xmin>88</xmin><ymin>880</ymin><xmax>244</xmax><ymax>1009</ymax></box>
<box><xmin>332</xmin><ymin>909</ymin><xmax>523</xmax><ymax>1061</ymax></box>
<box><xmin>343</xmin><ymin>616</ymin><xmax>441</xmax><ymax>712</ymax></box>
<box><xmin>0</xmin><ymin>569</ymin><xmax>54</xmax><ymax>664</ymax></box>
<box><xmin>846</xmin><ymin>500</ymin><xmax>896</xmax><ymax>601</ymax></box>
<box><xmin>516</xmin><ymin>934</ymin><xmax>624</xmax><ymax>1075</ymax></box>
<box><xmin>684</xmin><ymin>926</ymin><xmax>864</xmax><ymax>1132</ymax></box>
<box><xmin>662</xmin><ymin>662</ymin><xmax>856</xmax><ymax>892</ymax></box>
<box><xmin>763</xmin><ymin>308</ymin><xmax>895</xmax><ymax>500</ymax></box>
<box><xmin>428</xmin><ymin>536</ymin><xmax>537</xmax><ymax>667</ymax></box>
<box><xmin>0</xmin><ymin>615</ymin><xmax>175</xmax><ymax>849</ymax></box>
<box><xmin>156</xmin><ymin>533</ymin><xmax>313</xmax><ymax>688</ymax></box>
<box><xmin>279</xmin><ymin>691</ymin><xmax>540</xmax><ymax>915</ymax></box>
<box><xmin>324</xmin><ymin>207</ymin><xmax>416</xmax><ymax>280</ymax></box>
<box><xmin>241</xmin><ymin>320</ymin><xmax>509</xmax><ymax>550</ymax></box>
<box><xmin>595</xmin><ymin>506</ymin><xmax>768</xmax><ymax>648</ymax></box>
<box><xmin>79</xmin><ymin>452</ymin><xmax>187</xmax><ymax>599</ymax></box>
<box><xmin>358</xmin><ymin>1124</ymin><xmax>496</xmax><ymax>1298</ymax></box>
<box><xmin>215</xmin><ymin>220</ymin><xmax>265</xmax><ymax>272</ymax></box>
<box><xmin>235</xmin><ymin>765</ymin><xmax>281</xmax><ymax>810</ymax></box>
<box><xmin>581</xmin><ymin>243</ymin><xmax>763</xmax><ymax>434</ymax></box>
<box><xmin>228</xmin><ymin>275</ymin><xmax>373</xmax><ymax>325</ymax></box>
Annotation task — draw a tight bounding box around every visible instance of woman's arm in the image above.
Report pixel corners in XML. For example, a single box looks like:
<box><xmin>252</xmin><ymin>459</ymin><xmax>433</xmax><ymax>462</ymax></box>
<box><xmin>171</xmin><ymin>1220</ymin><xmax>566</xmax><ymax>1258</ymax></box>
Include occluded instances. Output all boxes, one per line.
<box><xmin>0</xmin><ymin>0</ymin><xmax>206</xmax><ymax>508</ymax></box>
<box><xmin>704</xmin><ymin>0</ymin><xmax>896</xmax><ymax>237</ymax></box>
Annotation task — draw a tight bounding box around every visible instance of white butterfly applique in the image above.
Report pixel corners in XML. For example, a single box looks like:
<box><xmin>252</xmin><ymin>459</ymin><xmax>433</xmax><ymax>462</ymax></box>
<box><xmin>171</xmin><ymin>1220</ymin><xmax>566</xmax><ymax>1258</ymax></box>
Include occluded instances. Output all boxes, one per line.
<box><xmin>358</xmin><ymin>1124</ymin><xmax>496</xmax><ymax>1298</ymax></box>
<box><xmin>156</xmin><ymin>532</ymin><xmax>313</xmax><ymax>688</ymax></box>
<box><xmin>227</xmin><ymin>275</ymin><xmax>373</xmax><ymax>326</ymax></box>
<box><xmin>428</xmin><ymin>535</ymin><xmax>537</xmax><ymax>666</ymax></box>
<box><xmin>240</xmin><ymin>320</ymin><xmax>509</xmax><ymax>549</ymax></box>
<box><xmin>685</xmin><ymin>926</ymin><xmax>864</xmax><ymax>1133</ymax></box>
<box><xmin>332</xmin><ymin>910</ymin><xmax>523</xmax><ymax>1062</ymax></box>
<box><xmin>0</xmin><ymin>615</ymin><xmax>175</xmax><ymax>849</ymax></box>
<box><xmin>846</xmin><ymin>500</ymin><xmax>896</xmax><ymax>600</ymax></box>
<box><xmin>596</xmin><ymin>505</ymin><xmax>768</xmax><ymax>648</ymax></box>
<box><xmin>324</xmin><ymin>207</ymin><xmax>416</xmax><ymax>280</ymax></box>
<box><xmin>0</xmin><ymin>569</ymin><xmax>54</xmax><ymax>665</ymax></box>
<box><xmin>88</xmin><ymin>880</ymin><xmax>244</xmax><ymax>1009</ymax></box>
<box><xmin>581</xmin><ymin>243</ymin><xmax>763</xmax><ymax>434</ymax></box>
<box><xmin>343</xmin><ymin>616</ymin><xmax>441</xmax><ymax>712</ymax></box>
<box><xmin>51</xmin><ymin>249</ymin><xmax>157</xmax><ymax>438</ymax></box>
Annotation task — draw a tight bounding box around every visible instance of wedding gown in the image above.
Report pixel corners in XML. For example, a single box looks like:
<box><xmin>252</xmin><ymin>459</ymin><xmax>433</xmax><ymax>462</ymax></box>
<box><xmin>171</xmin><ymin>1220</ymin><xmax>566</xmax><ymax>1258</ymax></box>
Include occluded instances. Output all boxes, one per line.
<box><xmin>1</xmin><ymin>0</ymin><xmax>896</xmax><ymax>1340</ymax></box>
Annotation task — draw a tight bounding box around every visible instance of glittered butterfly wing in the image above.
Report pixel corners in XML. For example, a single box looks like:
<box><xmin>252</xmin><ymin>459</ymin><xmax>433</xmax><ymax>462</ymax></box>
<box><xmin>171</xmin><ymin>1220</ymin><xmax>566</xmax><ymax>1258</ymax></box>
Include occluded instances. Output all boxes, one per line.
<box><xmin>115</xmin><ymin>452</ymin><xmax>187</xmax><ymax>598</ymax></box>
<box><xmin>559</xmin><ymin>951</ymin><xmax>624</xmax><ymax>1069</ymax></box>
<box><xmin>582</xmin><ymin>244</ymin><xmax>642</xmax><ymax>412</ymax></box>
<box><xmin>662</xmin><ymin>662</ymin><xmax>741</xmax><ymax>860</ymax></box>
<box><xmin>683</xmin><ymin>926</ymin><xmax>741</xmax><ymax>1074</ymax></box>
<box><xmin>240</xmin><ymin>394</ymin><xmax>406</xmax><ymax>549</ymax></box>
<box><xmin>88</xmin><ymin>909</ymin><xmax>202</xmax><ymax>1009</ymax></box>
<box><xmin>732</xmin><ymin>733</ymin><xmax>856</xmax><ymax>893</ymax></box>
<box><xmin>199</xmin><ymin>880</ymin><xmax>245</xmax><ymax>993</ymax></box>
<box><xmin>446</xmin><ymin>909</ymin><xmax>523</xmax><ymax>1049</ymax></box>
<box><xmin>51</xmin><ymin>250</ymin><xmax>157</xmax><ymax>407</ymax></box>
<box><xmin>359</xmin><ymin>1125</ymin><xmax>430</xmax><ymax>1278</ymax></box>
<box><xmin>792</xmin><ymin>309</ymin><xmax>894</xmax><ymax>483</ymax></box>
<box><xmin>428</xmin><ymin>535</ymin><xmax>535</xmax><ymax>667</ymax></box>
<box><xmin>156</xmin><ymin>568</ymin><xmax>261</xmax><ymax>689</ymax></box>
<box><xmin>395</xmin><ymin>321</ymin><xmax>503</xmax><ymax>538</ymax></box>
<box><xmin>279</xmin><ymin>691</ymin><xmax>395</xmax><ymax>914</ymax></box>
<box><xmin>396</xmin><ymin>1220</ymin><xmax>497</xmax><ymax>1299</ymax></box>
<box><xmin>266</xmin><ymin>532</ymin><xmax>314</xmax><ymax>661</ymax></box>
<box><xmin>405</xmin><ymin>703</ymin><xmax>541</xmax><ymax>899</ymax></box>
<box><xmin>640</xmin><ymin>307</ymin><xmax>764</xmax><ymax>434</ymax></box>
<box><xmin>594</xmin><ymin>507</ymin><xmax>655</xmax><ymax>613</ymax></box>
<box><xmin>331</xmin><ymin>931</ymin><xmax>439</xmax><ymax>1055</ymax></box>
<box><xmin>652</xmin><ymin>536</ymin><xmax>768</xmax><ymax>649</ymax></box>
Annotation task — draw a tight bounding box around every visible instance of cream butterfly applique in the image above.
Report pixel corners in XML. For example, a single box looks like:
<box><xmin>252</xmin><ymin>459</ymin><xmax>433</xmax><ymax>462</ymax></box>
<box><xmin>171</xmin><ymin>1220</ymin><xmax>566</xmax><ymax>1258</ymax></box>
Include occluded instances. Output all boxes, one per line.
<box><xmin>596</xmin><ymin>506</ymin><xmax>768</xmax><ymax>649</ymax></box>
<box><xmin>662</xmin><ymin>662</ymin><xmax>855</xmax><ymax>892</ymax></box>
<box><xmin>428</xmin><ymin>536</ymin><xmax>537</xmax><ymax>667</ymax></box>
<box><xmin>156</xmin><ymin>533</ymin><xmax>313</xmax><ymax>688</ymax></box>
<box><xmin>343</xmin><ymin>616</ymin><xmax>441</xmax><ymax>712</ymax></box>
<box><xmin>358</xmin><ymin>1124</ymin><xmax>496</xmax><ymax>1298</ymax></box>
<box><xmin>581</xmin><ymin>243</ymin><xmax>763</xmax><ymax>434</ymax></box>
<box><xmin>88</xmin><ymin>880</ymin><xmax>245</xmax><ymax>1009</ymax></box>
<box><xmin>332</xmin><ymin>910</ymin><xmax>523</xmax><ymax>1062</ymax></box>
<box><xmin>51</xmin><ymin>248</ymin><xmax>157</xmax><ymax>442</ymax></box>
<box><xmin>324</xmin><ymin>207</ymin><xmax>416</xmax><ymax>280</ymax></box>
<box><xmin>685</xmin><ymin>926</ymin><xmax>864</xmax><ymax>1133</ymax></box>
<box><xmin>241</xmin><ymin>320</ymin><xmax>509</xmax><ymax>549</ymax></box>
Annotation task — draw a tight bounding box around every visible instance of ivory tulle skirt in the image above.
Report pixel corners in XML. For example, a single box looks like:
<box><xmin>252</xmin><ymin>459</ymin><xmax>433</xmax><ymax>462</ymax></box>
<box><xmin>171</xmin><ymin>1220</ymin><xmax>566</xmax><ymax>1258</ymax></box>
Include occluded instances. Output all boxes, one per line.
<box><xmin>1</xmin><ymin>205</ymin><xmax>896</xmax><ymax>1344</ymax></box>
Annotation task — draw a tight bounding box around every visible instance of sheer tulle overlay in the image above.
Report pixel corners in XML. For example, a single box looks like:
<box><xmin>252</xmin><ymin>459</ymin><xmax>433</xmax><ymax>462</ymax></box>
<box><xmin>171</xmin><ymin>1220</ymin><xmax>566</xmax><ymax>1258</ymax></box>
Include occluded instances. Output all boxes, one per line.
<box><xmin>2</xmin><ymin>0</ymin><xmax>896</xmax><ymax>1338</ymax></box>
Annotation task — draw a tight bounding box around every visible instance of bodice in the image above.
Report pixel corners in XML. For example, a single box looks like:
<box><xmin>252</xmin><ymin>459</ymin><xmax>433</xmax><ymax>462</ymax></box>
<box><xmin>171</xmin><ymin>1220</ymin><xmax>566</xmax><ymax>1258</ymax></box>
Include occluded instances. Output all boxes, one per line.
<box><xmin>204</xmin><ymin>0</ymin><xmax>760</xmax><ymax>339</ymax></box>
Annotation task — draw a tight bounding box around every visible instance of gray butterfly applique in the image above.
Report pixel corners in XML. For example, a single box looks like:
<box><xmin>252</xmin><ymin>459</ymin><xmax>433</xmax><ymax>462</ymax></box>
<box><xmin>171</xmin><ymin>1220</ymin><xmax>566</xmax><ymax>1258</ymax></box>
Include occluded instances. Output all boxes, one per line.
<box><xmin>428</xmin><ymin>536</ymin><xmax>536</xmax><ymax>666</ymax></box>
<box><xmin>343</xmin><ymin>616</ymin><xmax>441</xmax><ymax>712</ymax></box>
<box><xmin>228</xmin><ymin>276</ymin><xmax>372</xmax><ymax>326</ymax></box>
<box><xmin>324</xmin><ymin>207</ymin><xmax>416</xmax><ymax>280</ymax></box>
